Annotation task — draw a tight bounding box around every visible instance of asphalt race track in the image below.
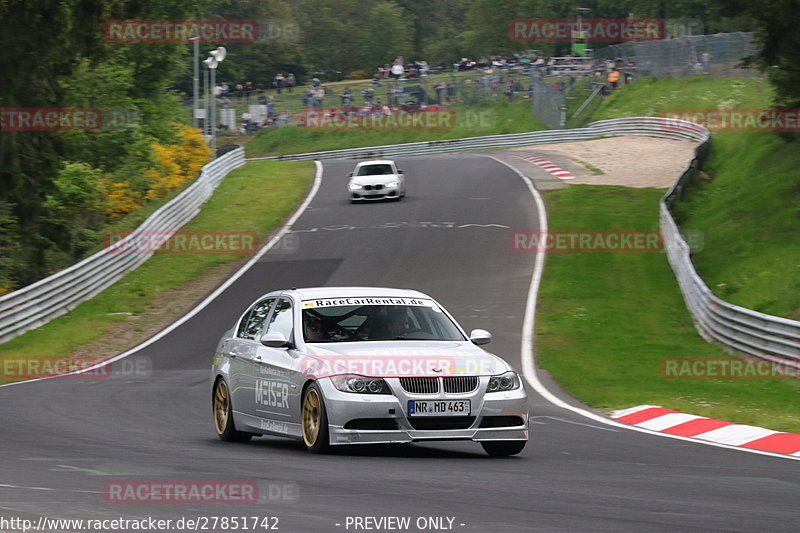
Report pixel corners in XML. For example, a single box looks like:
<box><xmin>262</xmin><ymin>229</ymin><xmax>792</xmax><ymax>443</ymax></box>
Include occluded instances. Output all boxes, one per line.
<box><xmin>0</xmin><ymin>154</ymin><xmax>797</xmax><ymax>532</ymax></box>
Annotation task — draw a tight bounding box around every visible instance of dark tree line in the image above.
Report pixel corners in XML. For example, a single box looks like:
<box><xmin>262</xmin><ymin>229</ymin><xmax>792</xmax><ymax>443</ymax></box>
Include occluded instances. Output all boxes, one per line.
<box><xmin>0</xmin><ymin>0</ymin><xmax>796</xmax><ymax>292</ymax></box>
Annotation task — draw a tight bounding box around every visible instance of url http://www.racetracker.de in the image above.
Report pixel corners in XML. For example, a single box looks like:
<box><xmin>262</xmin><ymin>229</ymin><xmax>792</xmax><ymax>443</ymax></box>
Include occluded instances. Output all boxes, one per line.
<box><xmin>0</xmin><ymin>515</ymin><xmax>281</xmax><ymax>532</ymax></box>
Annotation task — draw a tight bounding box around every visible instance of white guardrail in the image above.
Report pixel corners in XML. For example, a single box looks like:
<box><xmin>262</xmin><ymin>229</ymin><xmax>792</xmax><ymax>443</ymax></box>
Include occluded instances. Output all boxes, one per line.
<box><xmin>1</xmin><ymin>119</ymin><xmax>797</xmax><ymax>365</ymax></box>
<box><xmin>0</xmin><ymin>147</ymin><xmax>246</xmax><ymax>344</ymax></box>
<box><xmin>250</xmin><ymin>117</ymin><xmax>800</xmax><ymax>365</ymax></box>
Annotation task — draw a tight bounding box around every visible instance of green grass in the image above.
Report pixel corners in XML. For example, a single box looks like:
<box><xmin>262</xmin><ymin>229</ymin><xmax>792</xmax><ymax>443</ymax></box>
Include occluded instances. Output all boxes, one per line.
<box><xmin>245</xmin><ymin>101</ymin><xmax>545</xmax><ymax>157</ymax></box>
<box><xmin>592</xmin><ymin>76</ymin><xmax>798</xmax><ymax>319</ymax></box>
<box><xmin>593</xmin><ymin>75</ymin><xmax>772</xmax><ymax>119</ymax></box>
<box><xmin>537</xmin><ymin>185</ymin><xmax>800</xmax><ymax>432</ymax></box>
<box><xmin>0</xmin><ymin>160</ymin><xmax>313</xmax><ymax>369</ymax></box>
<box><xmin>672</xmin><ymin>133</ymin><xmax>800</xmax><ymax>319</ymax></box>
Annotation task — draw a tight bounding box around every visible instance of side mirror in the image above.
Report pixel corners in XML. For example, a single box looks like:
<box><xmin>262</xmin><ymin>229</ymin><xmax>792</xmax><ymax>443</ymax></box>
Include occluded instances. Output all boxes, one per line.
<box><xmin>347</xmin><ymin>172</ymin><xmax>353</xmax><ymax>177</ymax></box>
<box><xmin>469</xmin><ymin>329</ymin><xmax>492</xmax><ymax>346</ymax></box>
<box><xmin>260</xmin><ymin>332</ymin><xmax>290</xmax><ymax>348</ymax></box>
<box><xmin>398</xmin><ymin>169</ymin><xmax>405</xmax><ymax>174</ymax></box>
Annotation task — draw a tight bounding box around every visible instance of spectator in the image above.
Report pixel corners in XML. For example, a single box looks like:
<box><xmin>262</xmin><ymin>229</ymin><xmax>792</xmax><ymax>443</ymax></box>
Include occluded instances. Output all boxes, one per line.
<box><xmin>273</xmin><ymin>73</ymin><xmax>285</xmax><ymax>94</ymax></box>
<box><xmin>257</xmin><ymin>90</ymin><xmax>267</xmax><ymax>105</ymax></box>
<box><xmin>286</xmin><ymin>73</ymin><xmax>296</xmax><ymax>92</ymax></box>
<box><xmin>362</xmin><ymin>87</ymin><xmax>375</xmax><ymax>105</ymax></box>
<box><xmin>390</xmin><ymin>62</ymin><xmax>404</xmax><ymax>79</ymax></box>
<box><xmin>244</xmin><ymin>81</ymin><xmax>254</xmax><ymax>103</ymax></box>
<box><xmin>608</xmin><ymin>68</ymin><xmax>620</xmax><ymax>89</ymax></box>
<box><xmin>340</xmin><ymin>88</ymin><xmax>352</xmax><ymax>107</ymax></box>
<box><xmin>235</xmin><ymin>83</ymin><xmax>244</xmax><ymax>102</ymax></box>
<box><xmin>313</xmin><ymin>85</ymin><xmax>325</xmax><ymax>107</ymax></box>
<box><xmin>435</xmin><ymin>82</ymin><xmax>447</xmax><ymax>104</ymax></box>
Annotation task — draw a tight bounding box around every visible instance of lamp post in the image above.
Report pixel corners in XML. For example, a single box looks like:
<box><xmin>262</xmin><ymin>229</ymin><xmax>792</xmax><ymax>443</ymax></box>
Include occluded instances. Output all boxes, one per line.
<box><xmin>204</xmin><ymin>47</ymin><xmax>227</xmax><ymax>158</ymax></box>
<box><xmin>575</xmin><ymin>8</ymin><xmax>591</xmax><ymax>56</ymax></box>
<box><xmin>190</xmin><ymin>35</ymin><xmax>200</xmax><ymax>129</ymax></box>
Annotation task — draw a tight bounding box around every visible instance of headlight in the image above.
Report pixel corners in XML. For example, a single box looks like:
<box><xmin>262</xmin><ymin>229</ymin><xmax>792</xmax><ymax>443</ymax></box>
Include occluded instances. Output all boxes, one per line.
<box><xmin>385</xmin><ymin>181</ymin><xmax>399</xmax><ymax>188</ymax></box>
<box><xmin>487</xmin><ymin>371</ymin><xmax>520</xmax><ymax>392</ymax></box>
<box><xmin>331</xmin><ymin>374</ymin><xmax>391</xmax><ymax>394</ymax></box>
<box><xmin>348</xmin><ymin>183</ymin><xmax>363</xmax><ymax>190</ymax></box>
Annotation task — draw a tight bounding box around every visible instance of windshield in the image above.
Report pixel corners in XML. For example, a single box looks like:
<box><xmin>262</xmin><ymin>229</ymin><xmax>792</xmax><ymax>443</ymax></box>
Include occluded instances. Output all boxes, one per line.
<box><xmin>356</xmin><ymin>164</ymin><xmax>394</xmax><ymax>176</ymax></box>
<box><xmin>302</xmin><ymin>302</ymin><xmax>465</xmax><ymax>343</ymax></box>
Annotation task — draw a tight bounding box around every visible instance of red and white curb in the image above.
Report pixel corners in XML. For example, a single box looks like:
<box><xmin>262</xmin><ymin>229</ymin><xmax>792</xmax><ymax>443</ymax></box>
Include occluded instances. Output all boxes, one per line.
<box><xmin>612</xmin><ymin>405</ymin><xmax>800</xmax><ymax>456</ymax></box>
<box><xmin>518</xmin><ymin>155</ymin><xmax>574</xmax><ymax>180</ymax></box>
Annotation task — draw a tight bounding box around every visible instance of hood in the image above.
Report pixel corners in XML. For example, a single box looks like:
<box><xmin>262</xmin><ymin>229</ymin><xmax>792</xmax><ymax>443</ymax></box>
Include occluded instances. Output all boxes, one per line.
<box><xmin>302</xmin><ymin>340</ymin><xmax>509</xmax><ymax>378</ymax></box>
<box><xmin>349</xmin><ymin>174</ymin><xmax>401</xmax><ymax>186</ymax></box>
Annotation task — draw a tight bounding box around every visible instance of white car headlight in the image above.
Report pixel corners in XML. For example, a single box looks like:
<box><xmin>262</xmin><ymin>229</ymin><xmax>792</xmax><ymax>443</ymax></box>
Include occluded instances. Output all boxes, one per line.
<box><xmin>487</xmin><ymin>371</ymin><xmax>520</xmax><ymax>392</ymax></box>
<box><xmin>331</xmin><ymin>374</ymin><xmax>391</xmax><ymax>394</ymax></box>
<box><xmin>348</xmin><ymin>183</ymin><xmax>363</xmax><ymax>190</ymax></box>
<box><xmin>385</xmin><ymin>181</ymin><xmax>399</xmax><ymax>188</ymax></box>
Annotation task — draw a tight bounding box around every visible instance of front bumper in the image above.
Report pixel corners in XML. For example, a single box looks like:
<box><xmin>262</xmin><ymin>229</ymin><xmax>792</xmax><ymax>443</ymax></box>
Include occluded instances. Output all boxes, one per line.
<box><xmin>318</xmin><ymin>377</ymin><xmax>529</xmax><ymax>446</ymax></box>
<box><xmin>350</xmin><ymin>187</ymin><xmax>399</xmax><ymax>201</ymax></box>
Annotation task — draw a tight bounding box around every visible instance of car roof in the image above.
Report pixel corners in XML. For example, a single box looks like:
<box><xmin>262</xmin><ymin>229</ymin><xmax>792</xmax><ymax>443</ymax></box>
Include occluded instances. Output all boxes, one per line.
<box><xmin>354</xmin><ymin>160</ymin><xmax>396</xmax><ymax>167</ymax></box>
<box><xmin>289</xmin><ymin>286</ymin><xmax>430</xmax><ymax>301</ymax></box>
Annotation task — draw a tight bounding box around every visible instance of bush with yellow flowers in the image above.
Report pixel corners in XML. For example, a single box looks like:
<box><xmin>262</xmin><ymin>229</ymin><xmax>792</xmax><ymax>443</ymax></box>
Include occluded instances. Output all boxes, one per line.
<box><xmin>145</xmin><ymin>124</ymin><xmax>212</xmax><ymax>200</ymax></box>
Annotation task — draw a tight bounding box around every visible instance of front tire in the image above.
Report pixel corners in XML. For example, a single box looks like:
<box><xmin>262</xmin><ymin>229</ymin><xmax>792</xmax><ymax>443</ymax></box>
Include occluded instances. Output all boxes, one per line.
<box><xmin>481</xmin><ymin>440</ymin><xmax>526</xmax><ymax>457</ymax></box>
<box><xmin>213</xmin><ymin>378</ymin><xmax>252</xmax><ymax>442</ymax></box>
<box><xmin>302</xmin><ymin>383</ymin><xmax>330</xmax><ymax>454</ymax></box>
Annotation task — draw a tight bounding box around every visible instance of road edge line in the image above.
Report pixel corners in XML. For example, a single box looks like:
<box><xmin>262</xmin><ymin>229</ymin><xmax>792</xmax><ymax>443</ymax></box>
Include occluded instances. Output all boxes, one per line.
<box><xmin>484</xmin><ymin>154</ymin><xmax>799</xmax><ymax>462</ymax></box>
<box><xmin>0</xmin><ymin>161</ymin><xmax>324</xmax><ymax>389</ymax></box>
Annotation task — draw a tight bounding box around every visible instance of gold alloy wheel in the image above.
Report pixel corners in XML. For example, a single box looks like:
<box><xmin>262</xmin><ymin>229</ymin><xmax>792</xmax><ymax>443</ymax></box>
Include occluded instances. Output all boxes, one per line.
<box><xmin>302</xmin><ymin>387</ymin><xmax>321</xmax><ymax>446</ymax></box>
<box><xmin>213</xmin><ymin>380</ymin><xmax>230</xmax><ymax>435</ymax></box>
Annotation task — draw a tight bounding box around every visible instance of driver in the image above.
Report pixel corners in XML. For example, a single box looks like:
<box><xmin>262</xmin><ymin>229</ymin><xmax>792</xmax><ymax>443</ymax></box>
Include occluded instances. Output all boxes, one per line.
<box><xmin>371</xmin><ymin>307</ymin><xmax>412</xmax><ymax>339</ymax></box>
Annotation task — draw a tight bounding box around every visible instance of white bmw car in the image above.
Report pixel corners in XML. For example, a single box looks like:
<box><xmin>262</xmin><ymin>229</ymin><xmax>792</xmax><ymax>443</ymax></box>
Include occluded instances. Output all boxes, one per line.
<box><xmin>211</xmin><ymin>287</ymin><xmax>529</xmax><ymax>456</ymax></box>
<box><xmin>347</xmin><ymin>160</ymin><xmax>406</xmax><ymax>202</ymax></box>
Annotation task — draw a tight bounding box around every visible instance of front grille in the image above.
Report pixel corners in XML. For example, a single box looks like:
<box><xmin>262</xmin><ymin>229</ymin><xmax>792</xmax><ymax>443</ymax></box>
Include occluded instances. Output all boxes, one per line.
<box><xmin>443</xmin><ymin>376</ymin><xmax>479</xmax><ymax>394</ymax></box>
<box><xmin>409</xmin><ymin>417</ymin><xmax>476</xmax><ymax>430</ymax></box>
<box><xmin>344</xmin><ymin>418</ymin><xmax>399</xmax><ymax>430</ymax></box>
<box><xmin>364</xmin><ymin>184</ymin><xmax>384</xmax><ymax>191</ymax></box>
<box><xmin>399</xmin><ymin>377</ymin><xmax>439</xmax><ymax>394</ymax></box>
<box><xmin>479</xmin><ymin>416</ymin><xmax>525</xmax><ymax>428</ymax></box>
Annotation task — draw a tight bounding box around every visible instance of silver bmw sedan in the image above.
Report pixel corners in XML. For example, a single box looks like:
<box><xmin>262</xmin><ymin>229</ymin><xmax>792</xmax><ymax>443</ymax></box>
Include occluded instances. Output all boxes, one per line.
<box><xmin>211</xmin><ymin>287</ymin><xmax>528</xmax><ymax>456</ymax></box>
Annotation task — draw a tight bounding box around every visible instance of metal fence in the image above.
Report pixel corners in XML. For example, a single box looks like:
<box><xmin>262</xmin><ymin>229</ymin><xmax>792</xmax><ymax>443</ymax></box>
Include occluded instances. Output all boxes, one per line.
<box><xmin>0</xmin><ymin>148</ymin><xmax>246</xmax><ymax>344</ymax></box>
<box><xmin>595</xmin><ymin>32</ymin><xmax>758</xmax><ymax>78</ymax></box>
<box><xmin>252</xmin><ymin>117</ymin><xmax>800</xmax><ymax>366</ymax></box>
<box><xmin>530</xmin><ymin>73</ymin><xmax>567</xmax><ymax>129</ymax></box>
<box><xmin>661</xmin><ymin>134</ymin><xmax>800</xmax><ymax>367</ymax></box>
<box><xmin>3</xmin><ymin>117</ymin><xmax>796</xmax><ymax>364</ymax></box>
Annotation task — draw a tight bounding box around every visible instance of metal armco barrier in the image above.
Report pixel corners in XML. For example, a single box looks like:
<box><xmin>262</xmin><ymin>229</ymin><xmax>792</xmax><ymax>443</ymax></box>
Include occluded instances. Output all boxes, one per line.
<box><xmin>251</xmin><ymin>117</ymin><xmax>800</xmax><ymax>365</ymax></box>
<box><xmin>2</xmin><ymin>119</ymin><xmax>797</xmax><ymax>365</ymax></box>
<box><xmin>0</xmin><ymin>147</ymin><xmax>246</xmax><ymax>344</ymax></box>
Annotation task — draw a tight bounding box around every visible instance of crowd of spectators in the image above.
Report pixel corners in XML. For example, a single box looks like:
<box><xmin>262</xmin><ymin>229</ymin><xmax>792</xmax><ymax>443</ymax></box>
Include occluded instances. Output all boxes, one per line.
<box><xmin>208</xmin><ymin>52</ymin><xmax>636</xmax><ymax>136</ymax></box>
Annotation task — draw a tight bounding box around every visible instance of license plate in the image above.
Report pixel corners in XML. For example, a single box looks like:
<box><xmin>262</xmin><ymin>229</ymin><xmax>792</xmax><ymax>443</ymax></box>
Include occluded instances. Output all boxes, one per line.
<box><xmin>408</xmin><ymin>400</ymin><xmax>471</xmax><ymax>416</ymax></box>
